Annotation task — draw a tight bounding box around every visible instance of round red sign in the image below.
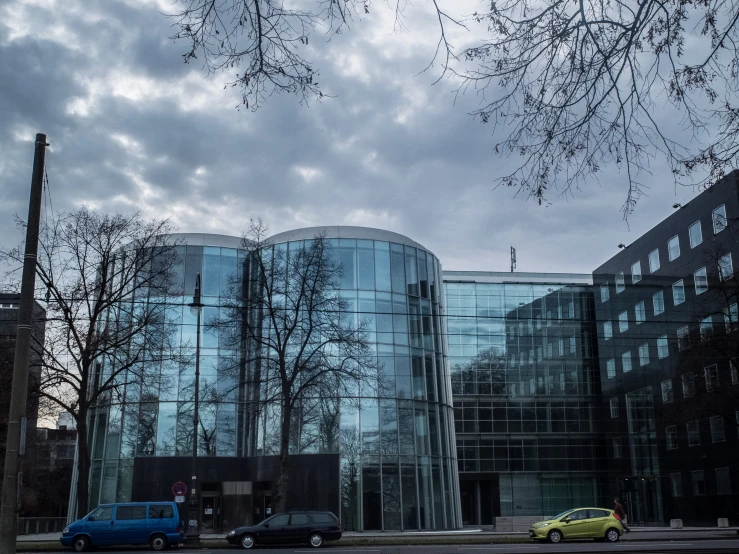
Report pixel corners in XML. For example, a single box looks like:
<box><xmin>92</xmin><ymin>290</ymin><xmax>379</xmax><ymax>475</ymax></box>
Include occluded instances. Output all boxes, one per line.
<box><xmin>172</xmin><ymin>481</ymin><xmax>187</xmax><ymax>497</ymax></box>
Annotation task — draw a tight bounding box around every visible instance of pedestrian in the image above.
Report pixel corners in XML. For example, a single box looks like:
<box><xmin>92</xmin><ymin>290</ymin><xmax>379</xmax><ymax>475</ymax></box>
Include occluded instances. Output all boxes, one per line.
<box><xmin>613</xmin><ymin>498</ymin><xmax>630</xmax><ymax>532</ymax></box>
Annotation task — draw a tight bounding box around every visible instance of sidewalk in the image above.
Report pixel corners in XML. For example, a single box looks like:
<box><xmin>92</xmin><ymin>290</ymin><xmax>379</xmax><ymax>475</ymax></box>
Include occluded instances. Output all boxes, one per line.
<box><xmin>17</xmin><ymin>526</ymin><xmax>739</xmax><ymax>544</ymax></box>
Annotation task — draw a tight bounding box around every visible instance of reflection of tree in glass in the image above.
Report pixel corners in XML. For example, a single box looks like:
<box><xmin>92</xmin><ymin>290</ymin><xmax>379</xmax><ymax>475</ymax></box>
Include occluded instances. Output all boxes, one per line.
<box><xmin>213</xmin><ymin>220</ymin><xmax>376</xmax><ymax>512</ymax></box>
<box><xmin>450</xmin><ymin>347</ymin><xmax>507</xmax><ymax>395</ymax></box>
<box><xmin>339</xmin><ymin>425</ymin><xmax>360</xmax><ymax>532</ymax></box>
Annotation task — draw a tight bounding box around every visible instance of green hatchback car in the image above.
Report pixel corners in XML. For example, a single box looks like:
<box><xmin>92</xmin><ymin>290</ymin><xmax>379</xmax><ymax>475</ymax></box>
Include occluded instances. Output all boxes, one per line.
<box><xmin>529</xmin><ymin>507</ymin><xmax>624</xmax><ymax>543</ymax></box>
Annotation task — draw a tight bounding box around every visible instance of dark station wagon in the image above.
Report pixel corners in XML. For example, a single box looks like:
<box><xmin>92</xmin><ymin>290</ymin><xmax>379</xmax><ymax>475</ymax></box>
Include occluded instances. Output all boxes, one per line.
<box><xmin>226</xmin><ymin>511</ymin><xmax>342</xmax><ymax>549</ymax></box>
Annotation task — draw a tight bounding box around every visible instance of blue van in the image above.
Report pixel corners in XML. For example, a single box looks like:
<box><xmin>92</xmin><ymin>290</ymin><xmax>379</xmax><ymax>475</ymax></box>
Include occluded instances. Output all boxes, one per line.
<box><xmin>60</xmin><ymin>501</ymin><xmax>184</xmax><ymax>552</ymax></box>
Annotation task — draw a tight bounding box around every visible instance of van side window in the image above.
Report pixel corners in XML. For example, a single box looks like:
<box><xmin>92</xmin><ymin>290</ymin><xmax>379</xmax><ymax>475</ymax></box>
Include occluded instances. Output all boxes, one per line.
<box><xmin>91</xmin><ymin>507</ymin><xmax>113</xmax><ymax>520</ymax></box>
<box><xmin>149</xmin><ymin>505</ymin><xmax>174</xmax><ymax>519</ymax></box>
<box><xmin>116</xmin><ymin>506</ymin><xmax>147</xmax><ymax>520</ymax></box>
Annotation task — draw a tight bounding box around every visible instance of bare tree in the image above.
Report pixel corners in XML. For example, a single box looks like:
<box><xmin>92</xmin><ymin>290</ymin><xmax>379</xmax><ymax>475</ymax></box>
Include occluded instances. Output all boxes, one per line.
<box><xmin>1</xmin><ymin>207</ymin><xmax>181</xmax><ymax>518</ymax></box>
<box><xmin>456</xmin><ymin>0</ymin><xmax>739</xmax><ymax>216</ymax></box>
<box><xmin>166</xmin><ymin>1</ymin><xmax>457</xmax><ymax>110</ymax></box>
<box><xmin>216</xmin><ymin>220</ymin><xmax>375</xmax><ymax>512</ymax></box>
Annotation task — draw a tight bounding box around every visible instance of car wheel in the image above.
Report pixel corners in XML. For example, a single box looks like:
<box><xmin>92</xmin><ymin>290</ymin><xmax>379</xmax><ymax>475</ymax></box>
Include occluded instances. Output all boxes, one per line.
<box><xmin>547</xmin><ymin>529</ymin><xmax>563</xmax><ymax>544</ymax></box>
<box><xmin>150</xmin><ymin>533</ymin><xmax>168</xmax><ymax>551</ymax></box>
<box><xmin>240</xmin><ymin>533</ymin><xmax>256</xmax><ymax>549</ymax></box>
<box><xmin>309</xmin><ymin>532</ymin><xmax>324</xmax><ymax>548</ymax></box>
<box><xmin>605</xmin><ymin>528</ymin><xmax>620</xmax><ymax>542</ymax></box>
<box><xmin>73</xmin><ymin>535</ymin><xmax>91</xmax><ymax>552</ymax></box>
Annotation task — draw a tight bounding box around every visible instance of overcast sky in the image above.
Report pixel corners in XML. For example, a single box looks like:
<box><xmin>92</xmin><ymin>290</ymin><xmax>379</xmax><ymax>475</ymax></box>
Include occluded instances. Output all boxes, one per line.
<box><xmin>0</xmin><ymin>0</ymin><xmax>707</xmax><ymax>276</ymax></box>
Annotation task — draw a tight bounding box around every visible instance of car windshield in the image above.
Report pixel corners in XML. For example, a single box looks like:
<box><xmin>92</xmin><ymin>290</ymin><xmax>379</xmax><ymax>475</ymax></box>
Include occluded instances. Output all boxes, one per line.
<box><xmin>257</xmin><ymin>515</ymin><xmax>276</xmax><ymax>526</ymax></box>
<box><xmin>551</xmin><ymin>510</ymin><xmax>574</xmax><ymax>520</ymax></box>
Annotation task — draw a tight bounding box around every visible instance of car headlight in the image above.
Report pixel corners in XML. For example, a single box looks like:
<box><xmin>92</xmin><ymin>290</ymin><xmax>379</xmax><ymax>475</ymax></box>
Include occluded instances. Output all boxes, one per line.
<box><xmin>535</xmin><ymin>523</ymin><xmax>550</xmax><ymax>529</ymax></box>
<box><xmin>63</xmin><ymin>527</ymin><xmax>70</xmax><ymax>534</ymax></box>
<box><xmin>227</xmin><ymin>530</ymin><xmax>236</xmax><ymax>536</ymax></box>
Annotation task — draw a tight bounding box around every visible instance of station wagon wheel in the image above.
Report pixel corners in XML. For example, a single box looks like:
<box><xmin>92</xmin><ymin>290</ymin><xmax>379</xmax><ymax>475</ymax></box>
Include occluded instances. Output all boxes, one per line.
<box><xmin>309</xmin><ymin>532</ymin><xmax>324</xmax><ymax>547</ymax></box>
<box><xmin>547</xmin><ymin>529</ymin><xmax>563</xmax><ymax>544</ymax></box>
<box><xmin>149</xmin><ymin>533</ymin><xmax>168</xmax><ymax>551</ymax></box>
<box><xmin>605</xmin><ymin>528</ymin><xmax>620</xmax><ymax>542</ymax></box>
<box><xmin>240</xmin><ymin>533</ymin><xmax>255</xmax><ymax>549</ymax></box>
<box><xmin>73</xmin><ymin>535</ymin><xmax>90</xmax><ymax>552</ymax></box>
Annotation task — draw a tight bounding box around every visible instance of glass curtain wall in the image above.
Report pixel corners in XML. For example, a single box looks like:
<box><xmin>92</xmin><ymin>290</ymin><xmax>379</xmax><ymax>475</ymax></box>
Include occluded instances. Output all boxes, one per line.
<box><xmin>445</xmin><ymin>280</ymin><xmax>602</xmax><ymax>517</ymax></box>
<box><xmin>86</xmin><ymin>242</ymin><xmax>243</xmax><ymax>508</ymax></box>
<box><xmin>251</xmin><ymin>236</ymin><xmax>460</xmax><ymax>530</ymax></box>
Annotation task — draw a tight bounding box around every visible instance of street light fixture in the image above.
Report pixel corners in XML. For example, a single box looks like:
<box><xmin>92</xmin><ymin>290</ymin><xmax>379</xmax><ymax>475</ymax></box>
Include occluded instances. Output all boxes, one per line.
<box><xmin>186</xmin><ymin>273</ymin><xmax>204</xmax><ymax>543</ymax></box>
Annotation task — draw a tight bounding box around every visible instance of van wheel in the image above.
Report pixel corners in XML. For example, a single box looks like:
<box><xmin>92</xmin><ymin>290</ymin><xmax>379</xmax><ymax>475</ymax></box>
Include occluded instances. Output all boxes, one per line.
<box><xmin>240</xmin><ymin>533</ymin><xmax>256</xmax><ymax>549</ymax></box>
<box><xmin>150</xmin><ymin>533</ymin><xmax>168</xmax><ymax>551</ymax></box>
<box><xmin>605</xmin><ymin>528</ymin><xmax>621</xmax><ymax>542</ymax></box>
<box><xmin>547</xmin><ymin>529</ymin><xmax>563</xmax><ymax>543</ymax></box>
<box><xmin>309</xmin><ymin>532</ymin><xmax>323</xmax><ymax>547</ymax></box>
<box><xmin>73</xmin><ymin>535</ymin><xmax>90</xmax><ymax>552</ymax></box>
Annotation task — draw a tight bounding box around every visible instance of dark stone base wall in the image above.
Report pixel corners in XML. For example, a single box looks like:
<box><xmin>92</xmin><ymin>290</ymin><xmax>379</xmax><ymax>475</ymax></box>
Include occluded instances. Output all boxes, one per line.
<box><xmin>131</xmin><ymin>454</ymin><xmax>340</xmax><ymax>530</ymax></box>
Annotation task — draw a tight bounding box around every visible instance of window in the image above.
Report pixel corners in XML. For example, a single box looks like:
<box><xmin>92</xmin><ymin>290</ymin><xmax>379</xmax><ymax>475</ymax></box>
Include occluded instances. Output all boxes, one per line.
<box><xmin>90</xmin><ymin>507</ymin><xmax>113</xmax><ymax>521</ymax></box>
<box><xmin>732</xmin><ymin>361</ymin><xmax>738</xmax><ymax>385</ymax></box>
<box><xmin>677</xmin><ymin>326</ymin><xmax>689</xmax><ymax>351</ymax></box>
<box><xmin>568</xmin><ymin>300</ymin><xmax>575</xmax><ymax>318</ymax></box>
<box><xmin>290</xmin><ymin>514</ymin><xmax>310</xmax><ymax>525</ymax></box>
<box><xmin>638</xmin><ymin>343</ymin><xmax>650</xmax><ymax>366</ymax></box>
<box><xmin>616</xmin><ymin>272</ymin><xmax>625</xmax><ymax>293</ymax></box>
<box><xmin>713</xmin><ymin>204</ymin><xmax>727</xmax><ymax>234</ymax></box>
<box><xmin>622</xmin><ymin>350</ymin><xmax>632</xmax><ymax>373</ymax></box>
<box><xmin>600</xmin><ymin>282</ymin><xmax>610</xmax><ymax>303</ymax></box>
<box><xmin>310</xmin><ymin>513</ymin><xmax>338</xmax><ymax>523</ymax></box>
<box><xmin>649</xmin><ymin>249</ymin><xmax>661</xmax><ymax>273</ymax></box>
<box><xmin>653</xmin><ymin>291</ymin><xmax>665</xmax><ymax>315</ymax></box>
<box><xmin>558</xmin><ymin>339</ymin><xmax>564</xmax><ymax>356</ymax></box>
<box><xmin>710</xmin><ymin>416</ymin><xmax>725</xmax><ymax>442</ymax></box>
<box><xmin>716</xmin><ymin>468</ymin><xmax>731</xmax><ymax>495</ymax></box>
<box><xmin>682</xmin><ymin>373</ymin><xmax>695</xmax><ymax>398</ymax></box>
<box><xmin>666</xmin><ymin>426</ymin><xmax>678</xmax><ymax>450</ymax></box>
<box><xmin>613</xmin><ymin>438</ymin><xmax>623</xmax><ymax>459</ymax></box>
<box><xmin>687</xmin><ymin>421</ymin><xmax>701</xmax><ymax>446</ymax></box>
<box><xmin>668</xmin><ymin>235</ymin><xmax>680</xmax><ymax>261</ymax></box>
<box><xmin>670</xmin><ymin>472</ymin><xmax>682</xmax><ymax>497</ymax></box>
<box><xmin>618</xmin><ymin>311</ymin><xmax>629</xmax><ymax>333</ymax></box>
<box><xmin>116</xmin><ymin>505</ymin><xmax>147</xmax><ymax>520</ymax></box>
<box><xmin>149</xmin><ymin>505</ymin><xmax>174</xmax><ymax>519</ymax></box>
<box><xmin>705</xmin><ymin>364</ymin><xmax>719</xmax><ymax>391</ymax></box>
<box><xmin>603</xmin><ymin>321</ymin><xmax>612</xmax><ymax>340</ymax></box>
<box><xmin>661</xmin><ymin>379</ymin><xmax>674</xmax><ymax>403</ymax></box>
<box><xmin>689</xmin><ymin>221</ymin><xmax>703</xmax><ymax>248</ymax></box>
<box><xmin>672</xmin><ymin>280</ymin><xmax>685</xmax><ymax>305</ymax></box>
<box><xmin>631</xmin><ymin>261</ymin><xmax>642</xmax><ymax>283</ymax></box>
<box><xmin>635</xmin><ymin>301</ymin><xmax>646</xmax><ymax>324</ymax></box>
<box><xmin>724</xmin><ymin>303</ymin><xmax>738</xmax><ymax>333</ymax></box>
<box><xmin>569</xmin><ymin>336</ymin><xmax>576</xmax><ymax>354</ymax></box>
<box><xmin>718</xmin><ymin>253</ymin><xmax>733</xmax><ymax>281</ymax></box>
<box><xmin>700</xmin><ymin>317</ymin><xmax>713</xmax><ymax>342</ymax></box>
<box><xmin>606</xmin><ymin>358</ymin><xmax>616</xmax><ymax>379</ymax></box>
<box><xmin>694</xmin><ymin>267</ymin><xmax>708</xmax><ymax>294</ymax></box>
<box><xmin>269</xmin><ymin>514</ymin><xmax>290</xmax><ymax>526</ymax></box>
<box><xmin>692</xmin><ymin>470</ymin><xmax>706</xmax><ymax>495</ymax></box>
<box><xmin>610</xmin><ymin>397</ymin><xmax>619</xmax><ymax>418</ymax></box>
<box><xmin>657</xmin><ymin>335</ymin><xmax>669</xmax><ymax>359</ymax></box>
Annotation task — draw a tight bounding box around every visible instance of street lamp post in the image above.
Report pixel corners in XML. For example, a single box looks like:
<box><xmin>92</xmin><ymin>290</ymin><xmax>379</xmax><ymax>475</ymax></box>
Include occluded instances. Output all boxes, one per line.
<box><xmin>186</xmin><ymin>273</ymin><xmax>204</xmax><ymax>543</ymax></box>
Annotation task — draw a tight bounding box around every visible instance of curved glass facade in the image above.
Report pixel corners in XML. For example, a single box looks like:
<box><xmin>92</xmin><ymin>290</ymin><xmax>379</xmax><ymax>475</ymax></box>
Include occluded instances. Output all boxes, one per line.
<box><xmin>84</xmin><ymin>229</ymin><xmax>461</xmax><ymax>531</ymax></box>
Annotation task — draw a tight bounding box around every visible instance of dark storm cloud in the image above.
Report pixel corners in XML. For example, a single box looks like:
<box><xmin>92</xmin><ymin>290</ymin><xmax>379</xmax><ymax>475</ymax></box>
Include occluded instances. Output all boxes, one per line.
<box><xmin>0</xmin><ymin>0</ymin><xmax>706</xmax><ymax>278</ymax></box>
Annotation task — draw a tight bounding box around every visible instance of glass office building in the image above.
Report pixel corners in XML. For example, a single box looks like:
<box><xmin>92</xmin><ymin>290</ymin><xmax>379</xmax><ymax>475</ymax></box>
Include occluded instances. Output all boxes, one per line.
<box><xmin>81</xmin><ymin>229</ymin><xmax>461</xmax><ymax>531</ymax></box>
<box><xmin>443</xmin><ymin>273</ymin><xmax>603</xmax><ymax>524</ymax></box>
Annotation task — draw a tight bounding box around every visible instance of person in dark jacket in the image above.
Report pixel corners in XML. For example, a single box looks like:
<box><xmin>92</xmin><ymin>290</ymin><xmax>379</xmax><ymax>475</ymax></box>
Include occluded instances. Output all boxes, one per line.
<box><xmin>614</xmin><ymin>498</ymin><xmax>630</xmax><ymax>532</ymax></box>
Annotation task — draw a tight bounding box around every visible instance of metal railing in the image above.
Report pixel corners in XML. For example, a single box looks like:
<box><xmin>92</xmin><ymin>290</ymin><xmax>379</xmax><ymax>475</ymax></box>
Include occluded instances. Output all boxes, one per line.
<box><xmin>17</xmin><ymin>517</ymin><xmax>67</xmax><ymax>535</ymax></box>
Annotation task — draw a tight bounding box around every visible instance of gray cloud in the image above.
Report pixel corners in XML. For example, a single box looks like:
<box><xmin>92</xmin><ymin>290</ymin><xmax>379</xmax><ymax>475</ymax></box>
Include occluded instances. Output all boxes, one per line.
<box><xmin>0</xmin><ymin>0</ymin><xmax>706</xmax><ymax>279</ymax></box>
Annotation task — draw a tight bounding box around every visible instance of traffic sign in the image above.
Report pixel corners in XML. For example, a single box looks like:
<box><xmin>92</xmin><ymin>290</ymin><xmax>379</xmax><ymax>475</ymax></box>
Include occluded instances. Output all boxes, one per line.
<box><xmin>172</xmin><ymin>481</ymin><xmax>187</xmax><ymax>497</ymax></box>
<box><xmin>174</xmin><ymin>496</ymin><xmax>185</xmax><ymax>503</ymax></box>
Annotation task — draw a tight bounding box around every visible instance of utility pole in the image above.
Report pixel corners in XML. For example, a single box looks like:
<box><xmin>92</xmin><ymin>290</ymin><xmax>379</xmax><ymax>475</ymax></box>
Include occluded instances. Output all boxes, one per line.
<box><xmin>186</xmin><ymin>273</ymin><xmax>204</xmax><ymax>543</ymax></box>
<box><xmin>0</xmin><ymin>133</ymin><xmax>48</xmax><ymax>553</ymax></box>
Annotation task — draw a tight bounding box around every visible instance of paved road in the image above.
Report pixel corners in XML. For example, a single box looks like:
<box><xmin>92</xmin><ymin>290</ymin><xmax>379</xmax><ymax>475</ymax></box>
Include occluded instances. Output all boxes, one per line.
<box><xmin>22</xmin><ymin>538</ymin><xmax>739</xmax><ymax>553</ymax></box>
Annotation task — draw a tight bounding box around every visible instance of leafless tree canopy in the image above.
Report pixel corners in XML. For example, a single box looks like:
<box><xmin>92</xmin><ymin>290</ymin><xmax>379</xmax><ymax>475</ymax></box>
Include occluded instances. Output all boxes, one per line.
<box><xmin>215</xmin><ymin>219</ymin><xmax>375</xmax><ymax>512</ymax></box>
<box><xmin>459</xmin><ymin>0</ymin><xmax>739</xmax><ymax>215</ymax></box>
<box><xmin>1</xmin><ymin>207</ymin><xmax>181</xmax><ymax>517</ymax></box>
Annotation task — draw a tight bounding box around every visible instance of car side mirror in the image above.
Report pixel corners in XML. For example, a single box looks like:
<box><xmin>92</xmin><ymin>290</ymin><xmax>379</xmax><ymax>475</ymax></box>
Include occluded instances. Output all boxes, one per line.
<box><xmin>88</xmin><ymin>516</ymin><xmax>95</xmax><ymax>522</ymax></box>
<box><xmin>564</xmin><ymin>518</ymin><xmax>572</xmax><ymax>523</ymax></box>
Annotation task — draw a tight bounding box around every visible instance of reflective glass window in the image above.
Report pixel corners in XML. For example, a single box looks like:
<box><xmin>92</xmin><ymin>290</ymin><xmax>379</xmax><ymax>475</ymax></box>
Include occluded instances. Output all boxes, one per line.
<box><xmin>719</xmin><ymin>253</ymin><xmax>733</xmax><ymax>281</ymax></box>
<box><xmin>672</xmin><ymin>280</ymin><xmax>685</xmax><ymax>305</ymax></box>
<box><xmin>689</xmin><ymin>221</ymin><xmax>702</xmax><ymax>248</ymax></box>
<box><xmin>668</xmin><ymin>235</ymin><xmax>680</xmax><ymax>261</ymax></box>
<box><xmin>653</xmin><ymin>291</ymin><xmax>665</xmax><ymax>315</ymax></box>
<box><xmin>631</xmin><ymin>261</ymin><xmax>642</xmax><ymax>284</ymax></box>
<box><xmin>635</xmin><ymin>301</ymin><xmax>646</xmax><ymax>324</ymax></box>
<box><xmin>615</xmin><ymin>273</ymin><xmax>625</xmax><ymax>293</ymax></box>
<box><xmin>694</xmin><ymin>267</ymin><xmax>708</xmax><ymax>294</ymax></box>
<box><xmin>713</xmin><ymin>204</ymin><xmax>727</xmax><ymax>233</ymax></box>
<box><xmin>649</xmin><ymin>249</ymin><xmax>660</xmax><ymax>273</ymax></box>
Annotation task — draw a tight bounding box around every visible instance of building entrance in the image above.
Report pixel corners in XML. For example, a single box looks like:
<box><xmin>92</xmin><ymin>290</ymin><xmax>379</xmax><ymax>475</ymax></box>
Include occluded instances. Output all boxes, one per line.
<box><xmin>459</xmin><ymin>474</ymin><xmax>499</xmax><ymax>525</ymax></box>
<box><xmin>619</xmin><ymin>477</ymin><xmax>663</xmax><ymax>524</ymax></box>
<box><xmin>201</xmin><ymin>488</ymin><xmax>222</xmax><ymax>533</ymax></box>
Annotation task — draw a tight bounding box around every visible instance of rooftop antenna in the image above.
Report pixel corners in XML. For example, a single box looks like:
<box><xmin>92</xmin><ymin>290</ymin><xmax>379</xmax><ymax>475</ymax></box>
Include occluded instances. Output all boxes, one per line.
<box><xmin>510</xmin><ymin>246</ymin><xmax>516</xmax><ymax>273</ymax></box>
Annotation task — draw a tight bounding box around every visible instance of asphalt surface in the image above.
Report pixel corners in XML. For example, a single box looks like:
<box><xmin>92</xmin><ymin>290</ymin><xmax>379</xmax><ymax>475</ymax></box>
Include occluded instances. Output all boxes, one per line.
<box><xmin>20</xmin><ymin>538</ymin><xmax>739</xmax><ymax>554</ymax></box>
